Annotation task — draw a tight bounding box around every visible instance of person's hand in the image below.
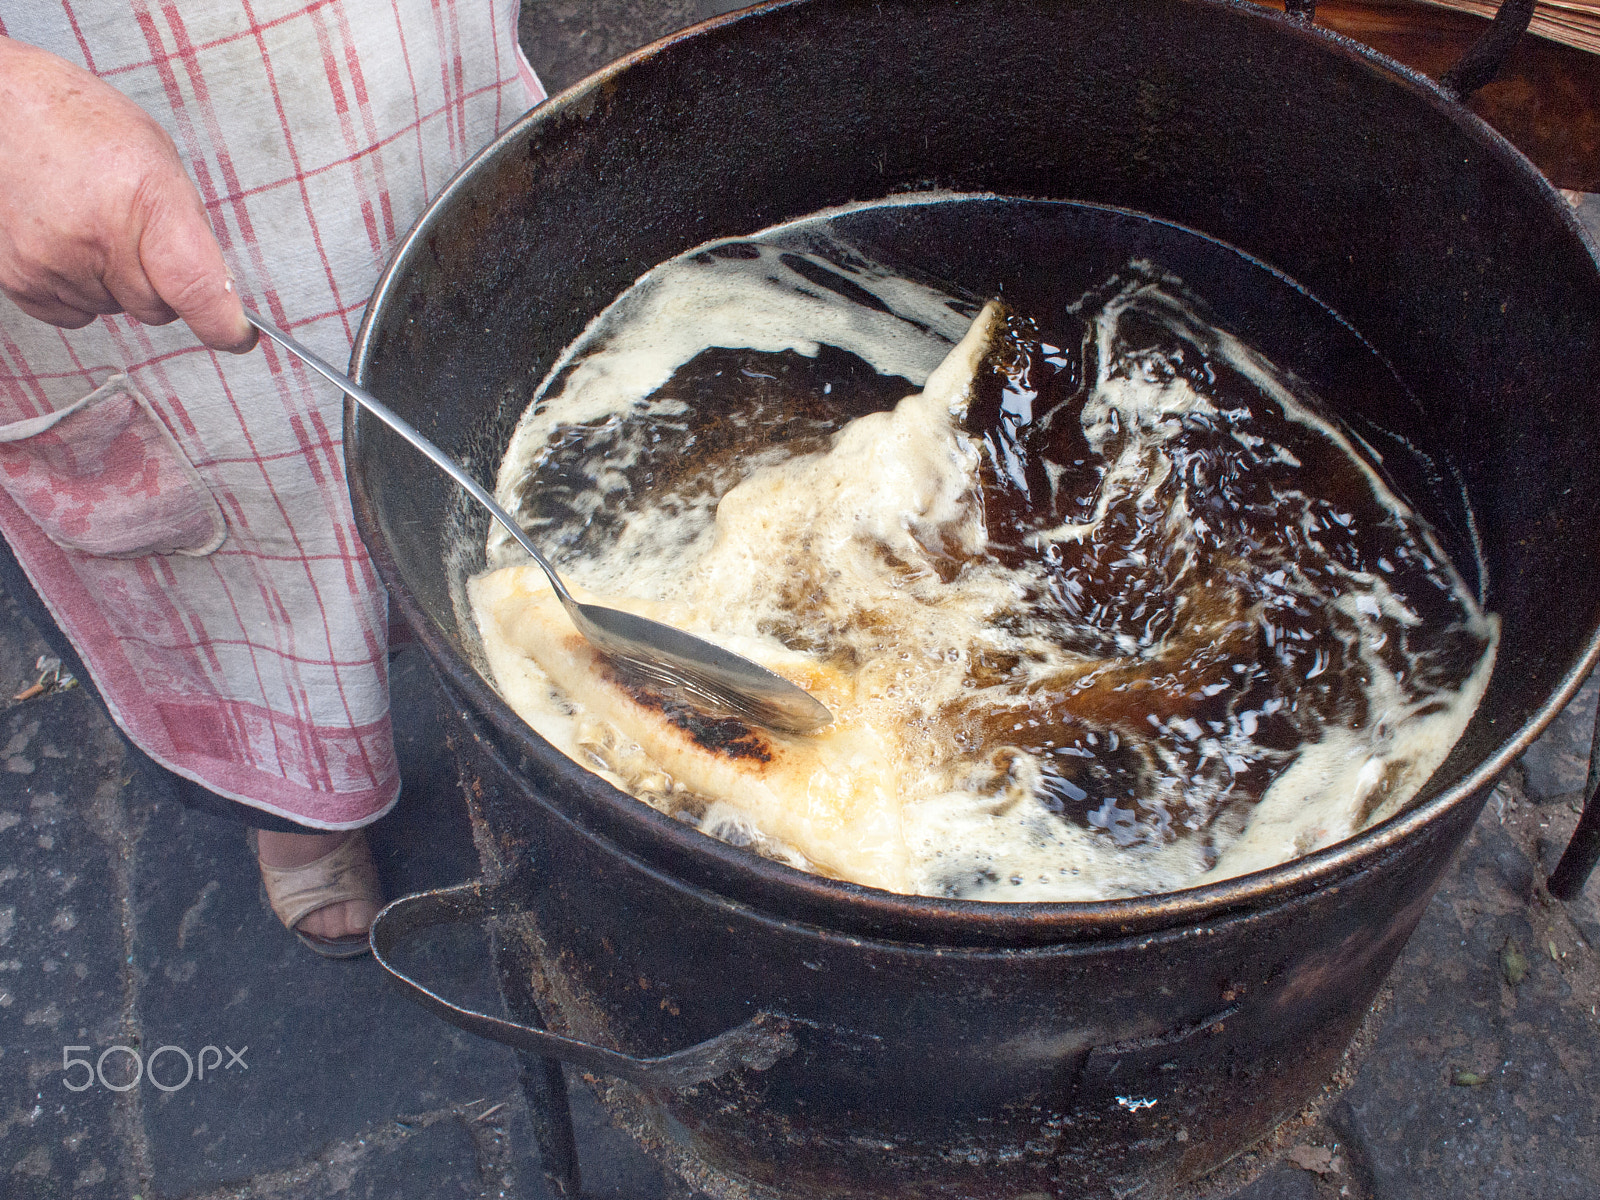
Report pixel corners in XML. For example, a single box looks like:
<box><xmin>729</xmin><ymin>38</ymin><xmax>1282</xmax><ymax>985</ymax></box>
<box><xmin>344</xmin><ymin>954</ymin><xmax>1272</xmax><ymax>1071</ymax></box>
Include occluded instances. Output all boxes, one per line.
<box><xmin>0</xmin><ymin>36</ymin><xmax>255</xmax><ymax>353</ymax></box>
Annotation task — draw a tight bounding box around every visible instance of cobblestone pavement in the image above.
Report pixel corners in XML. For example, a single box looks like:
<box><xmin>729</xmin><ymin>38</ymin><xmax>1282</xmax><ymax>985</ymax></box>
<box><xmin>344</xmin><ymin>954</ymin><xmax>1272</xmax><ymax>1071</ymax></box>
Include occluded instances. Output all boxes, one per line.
<box><xmin>4</xmin><ymin>4</ymin><xmax>1600</xmax><ymax>1198</ymax></box>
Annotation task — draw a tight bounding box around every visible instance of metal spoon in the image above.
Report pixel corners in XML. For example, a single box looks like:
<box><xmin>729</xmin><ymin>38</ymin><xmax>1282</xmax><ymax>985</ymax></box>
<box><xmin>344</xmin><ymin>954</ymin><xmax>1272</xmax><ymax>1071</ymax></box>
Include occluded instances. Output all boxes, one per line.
<box><xmin>243</xmin><ymin>308</ymin><xmax>833</xmax><ymax>736</ymax></box>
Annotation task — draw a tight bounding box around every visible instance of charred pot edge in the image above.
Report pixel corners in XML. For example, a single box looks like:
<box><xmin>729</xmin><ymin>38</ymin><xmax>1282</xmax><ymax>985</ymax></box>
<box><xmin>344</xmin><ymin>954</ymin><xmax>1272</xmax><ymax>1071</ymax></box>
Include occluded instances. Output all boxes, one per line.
<box><xmin>369</xmin><ymin>878</ymin><xmax>798</xmax><ymax>1087</ymax></box>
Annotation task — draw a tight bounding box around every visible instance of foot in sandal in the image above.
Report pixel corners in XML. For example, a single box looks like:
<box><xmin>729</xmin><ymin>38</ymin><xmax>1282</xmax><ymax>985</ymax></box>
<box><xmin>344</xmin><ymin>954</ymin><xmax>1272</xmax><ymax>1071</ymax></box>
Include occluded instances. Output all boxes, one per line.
<box><xmin>255</xmin><ymin>829</ymin><xmax>383</xmax><ymax>959</ymax></box>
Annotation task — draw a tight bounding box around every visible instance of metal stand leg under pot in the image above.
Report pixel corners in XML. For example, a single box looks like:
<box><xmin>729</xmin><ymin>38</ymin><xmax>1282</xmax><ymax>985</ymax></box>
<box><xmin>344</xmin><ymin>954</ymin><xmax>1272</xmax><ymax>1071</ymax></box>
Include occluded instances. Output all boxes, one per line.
<box><xmin>517</xmin><ymin>1050</ymin><xmax>586</xmax><ymax>1197</ymax></box>
<box><xmin>1547</xmin><ymin>694</ymin><xmax>1600</xmax><ymax>900</ymax></box>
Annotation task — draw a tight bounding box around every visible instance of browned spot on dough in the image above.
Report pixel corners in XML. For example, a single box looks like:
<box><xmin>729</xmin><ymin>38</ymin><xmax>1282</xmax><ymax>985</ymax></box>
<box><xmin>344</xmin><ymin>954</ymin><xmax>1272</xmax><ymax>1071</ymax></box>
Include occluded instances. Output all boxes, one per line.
<box><xmin>614</xmin><ymin>673</ymin><xmax>775</xmax><ymax>763</ymax></box>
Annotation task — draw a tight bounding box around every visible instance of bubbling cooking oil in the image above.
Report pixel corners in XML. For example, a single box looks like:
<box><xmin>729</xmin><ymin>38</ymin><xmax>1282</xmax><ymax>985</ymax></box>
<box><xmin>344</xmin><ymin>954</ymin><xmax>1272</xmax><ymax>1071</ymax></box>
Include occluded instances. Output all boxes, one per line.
<box><xmin>470</xmin><ymin>203</ymin><xmax>1497</xmax><ymax>901</ymax></box>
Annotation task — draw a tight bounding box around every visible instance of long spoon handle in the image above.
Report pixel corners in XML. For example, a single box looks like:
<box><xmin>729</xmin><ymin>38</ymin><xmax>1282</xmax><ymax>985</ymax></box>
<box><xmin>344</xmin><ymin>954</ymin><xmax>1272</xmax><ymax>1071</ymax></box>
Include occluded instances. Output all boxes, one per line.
<box><xmin>242</xmin><ymin>308</ymin><xmax>574</xmax><ymax>606</ymax></box>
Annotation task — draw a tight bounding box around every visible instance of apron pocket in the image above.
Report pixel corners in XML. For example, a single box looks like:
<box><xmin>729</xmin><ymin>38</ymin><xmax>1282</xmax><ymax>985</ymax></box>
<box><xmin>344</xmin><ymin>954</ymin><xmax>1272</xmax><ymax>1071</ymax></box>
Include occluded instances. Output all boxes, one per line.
<box><xmin>0</xmin><ymin>374</ymin><xmax>226</xmax><ymax>557</ymax></box>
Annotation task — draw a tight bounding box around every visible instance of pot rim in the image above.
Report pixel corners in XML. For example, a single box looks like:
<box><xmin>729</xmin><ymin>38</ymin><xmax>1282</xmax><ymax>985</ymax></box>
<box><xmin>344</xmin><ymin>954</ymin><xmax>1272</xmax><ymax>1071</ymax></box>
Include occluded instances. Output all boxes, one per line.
<box><xmin>348</xmin><ymin>0</ymin><xmax>1600</xmax><ymax>937</ymax></box>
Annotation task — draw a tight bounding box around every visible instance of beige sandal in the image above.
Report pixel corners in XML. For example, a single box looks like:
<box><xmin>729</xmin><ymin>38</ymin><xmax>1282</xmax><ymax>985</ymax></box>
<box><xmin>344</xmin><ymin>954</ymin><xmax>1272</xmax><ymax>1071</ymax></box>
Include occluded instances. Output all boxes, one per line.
<box><xmin>254</xmin><ymin>831</ymin><xmax>382</xmax><ymax>959</ymax></box>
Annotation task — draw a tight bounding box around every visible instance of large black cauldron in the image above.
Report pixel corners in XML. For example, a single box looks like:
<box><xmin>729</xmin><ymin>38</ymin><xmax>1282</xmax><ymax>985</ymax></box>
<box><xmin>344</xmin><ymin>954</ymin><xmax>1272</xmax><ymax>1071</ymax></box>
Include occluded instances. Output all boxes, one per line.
<box><xmin>347</xmin><ymin>2</ymin><xmax>1600</xmax><ymax>1197</ymax></box>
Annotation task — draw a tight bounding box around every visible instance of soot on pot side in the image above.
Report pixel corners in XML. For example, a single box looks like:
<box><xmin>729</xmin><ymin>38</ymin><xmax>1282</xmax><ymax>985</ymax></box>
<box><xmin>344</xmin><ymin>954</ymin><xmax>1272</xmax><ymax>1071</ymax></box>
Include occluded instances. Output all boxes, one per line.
<box><xmin>467</xmin><ymin>212</ymin><xmax>1497</xmax><ymax>901</ymax></box>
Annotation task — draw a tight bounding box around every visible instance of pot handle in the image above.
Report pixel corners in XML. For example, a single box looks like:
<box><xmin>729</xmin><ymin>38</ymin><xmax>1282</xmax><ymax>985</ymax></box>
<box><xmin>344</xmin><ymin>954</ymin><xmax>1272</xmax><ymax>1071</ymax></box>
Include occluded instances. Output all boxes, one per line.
<box><xmin>1438</xmin><ymin>0</ymin><xmax>1534</xmax><ymax>101</ymax></box>
<box><xmin>370</xmin><ymin>877</ymin><xmax>797</xmax><ymax>1088</ymax></box>
<box><xmin>1290</xmin><ymin>0</ymin><xmax>1534</xmax><ymax>102</ymax></box>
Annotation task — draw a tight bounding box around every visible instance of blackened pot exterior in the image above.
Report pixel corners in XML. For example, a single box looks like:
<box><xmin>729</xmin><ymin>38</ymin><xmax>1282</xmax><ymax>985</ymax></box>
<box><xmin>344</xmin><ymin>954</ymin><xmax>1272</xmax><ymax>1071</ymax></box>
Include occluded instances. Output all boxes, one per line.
<box><xmin>348</xmin><ymin>0</ymin><xmax>1600</xmax><ymax>1196</ymax></box>
<box><xmin>443</xmin><ymin>681</ymin><xmax>1479</xmax><ymax>1199</ymax></box>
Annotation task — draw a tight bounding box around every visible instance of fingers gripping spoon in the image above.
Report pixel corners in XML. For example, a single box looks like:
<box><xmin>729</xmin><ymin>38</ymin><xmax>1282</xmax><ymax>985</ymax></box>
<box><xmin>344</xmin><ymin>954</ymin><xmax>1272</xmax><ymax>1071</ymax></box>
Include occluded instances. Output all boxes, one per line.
<box><xmin>243</xmin><ymin>308</ymin><xmax>834</xmax><ymax>736</ymax></box>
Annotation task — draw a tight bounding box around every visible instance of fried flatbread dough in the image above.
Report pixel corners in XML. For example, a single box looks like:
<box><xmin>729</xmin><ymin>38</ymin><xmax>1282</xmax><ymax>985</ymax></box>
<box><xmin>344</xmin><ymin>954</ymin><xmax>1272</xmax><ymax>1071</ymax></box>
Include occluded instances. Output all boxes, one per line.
<box><xmin>468</xmin><ymin>304</ymin><xmax>1006</xmax><ymax>894</ymax></box>
<box><xmin>471</xmin><ymin>566</ymin><xmax>911</xmax><ymax>889</ymax></box>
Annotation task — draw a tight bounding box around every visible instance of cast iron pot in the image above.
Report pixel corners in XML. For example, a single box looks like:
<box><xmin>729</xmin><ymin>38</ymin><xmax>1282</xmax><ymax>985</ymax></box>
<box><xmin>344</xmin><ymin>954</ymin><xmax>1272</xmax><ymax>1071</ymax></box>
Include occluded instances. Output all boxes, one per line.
<box><xmin>347</xmin><ymin>1</ymin><xmax>1600</xmax><ymax>1197</ymax></box>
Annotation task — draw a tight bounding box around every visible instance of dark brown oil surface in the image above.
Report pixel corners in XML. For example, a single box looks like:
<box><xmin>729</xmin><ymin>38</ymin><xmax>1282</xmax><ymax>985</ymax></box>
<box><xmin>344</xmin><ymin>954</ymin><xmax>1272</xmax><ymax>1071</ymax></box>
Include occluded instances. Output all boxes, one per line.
<box><xmin>939</xmin><ymin>278</ymin><xmax>1490</xmax><ymax>855</ymax></box>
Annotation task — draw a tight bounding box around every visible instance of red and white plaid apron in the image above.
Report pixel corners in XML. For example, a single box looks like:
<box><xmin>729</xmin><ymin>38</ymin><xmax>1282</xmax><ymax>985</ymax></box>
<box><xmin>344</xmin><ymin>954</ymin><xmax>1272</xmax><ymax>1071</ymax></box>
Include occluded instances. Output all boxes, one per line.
<box><xmin>0</xmin><ymin>1</ymin><xmax>544</xmax><ymax>827</ymax></box>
